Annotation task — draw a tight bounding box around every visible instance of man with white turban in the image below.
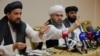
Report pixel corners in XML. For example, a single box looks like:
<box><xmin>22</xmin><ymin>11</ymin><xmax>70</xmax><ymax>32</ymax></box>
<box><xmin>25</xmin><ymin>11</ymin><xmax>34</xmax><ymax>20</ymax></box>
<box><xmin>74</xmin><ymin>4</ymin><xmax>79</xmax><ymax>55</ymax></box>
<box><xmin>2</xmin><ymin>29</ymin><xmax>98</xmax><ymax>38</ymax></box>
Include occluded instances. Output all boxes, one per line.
<box><xmin>37</xmin><ymin>5</ymin><xmax>80</xmax><ymax>51</ymax></box>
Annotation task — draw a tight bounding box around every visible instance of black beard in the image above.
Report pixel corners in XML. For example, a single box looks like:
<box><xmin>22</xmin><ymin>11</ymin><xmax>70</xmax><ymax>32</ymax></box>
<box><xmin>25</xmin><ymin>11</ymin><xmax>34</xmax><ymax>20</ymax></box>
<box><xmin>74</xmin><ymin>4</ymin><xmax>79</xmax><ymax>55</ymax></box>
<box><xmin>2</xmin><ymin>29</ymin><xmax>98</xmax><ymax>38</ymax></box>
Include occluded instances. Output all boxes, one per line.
<box><xmin>9</xmin><ymin>20</ymin><xmax>21</xmax><ymax>30</ymax></box>
<box><xmin>67</xmin><ymin>16</ymin><xmax>76</xmax><ymax>23</ymax></box>
<box><xmin>51</xmin><ymin>19</ymin><xmax>62</xmax><ymax>29</ymax></box>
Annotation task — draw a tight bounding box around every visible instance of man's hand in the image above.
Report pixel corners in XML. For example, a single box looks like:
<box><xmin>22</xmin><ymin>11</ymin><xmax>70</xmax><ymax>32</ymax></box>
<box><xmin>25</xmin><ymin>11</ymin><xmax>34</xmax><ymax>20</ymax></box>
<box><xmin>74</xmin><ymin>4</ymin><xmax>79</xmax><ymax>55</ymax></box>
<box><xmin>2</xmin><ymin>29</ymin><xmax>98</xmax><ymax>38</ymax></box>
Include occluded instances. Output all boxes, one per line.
<box><xmin>74</xmin><ymin>16</ymin><xmax>80</xmax><ymax>27</ymax></box>
<box><xmin>13</xmin><ymin>42</ymin><xmax>26</xmax><ymax>51</ymax></box>
<box><xmin>40</xmin><ymin>22</ymin><xmax>50</xmax><ymax>34</ymax></box>
<box><xmin>39</xmin><ymin>22</ymin><xmax>50</xmax><ymax>38</ymax></box>
<box><xmin>68</xmin><ymin>16</ymin><xmax>80</xmax><ymax>33</ymax></box>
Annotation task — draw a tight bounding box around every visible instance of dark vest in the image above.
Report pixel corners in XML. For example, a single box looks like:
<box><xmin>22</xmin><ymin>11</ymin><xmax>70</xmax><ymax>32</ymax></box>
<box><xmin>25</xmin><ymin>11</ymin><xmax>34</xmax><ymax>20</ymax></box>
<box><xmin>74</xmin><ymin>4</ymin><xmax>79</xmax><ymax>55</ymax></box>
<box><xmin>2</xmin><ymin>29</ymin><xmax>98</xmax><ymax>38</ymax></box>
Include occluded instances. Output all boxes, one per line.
<box><xmin>16</xmin><ymin>21</ymin><xmax>26</xmax><ymax>55</ymax></box>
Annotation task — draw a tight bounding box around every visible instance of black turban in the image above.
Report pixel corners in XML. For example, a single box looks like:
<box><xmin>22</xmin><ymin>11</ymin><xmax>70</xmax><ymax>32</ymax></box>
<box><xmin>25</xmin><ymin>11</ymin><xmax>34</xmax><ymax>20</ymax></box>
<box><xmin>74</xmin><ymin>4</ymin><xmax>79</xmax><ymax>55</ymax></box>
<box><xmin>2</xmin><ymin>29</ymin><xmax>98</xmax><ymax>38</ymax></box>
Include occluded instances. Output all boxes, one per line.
<box><xmin>4</xmin><ymin>1</ymin><xmax>23</xmax><ymax>14</ymax></box>
<box><xmin>65</xmin><ymin>6</ymin><xmax>78</xmax><ymax>13</ymax></box>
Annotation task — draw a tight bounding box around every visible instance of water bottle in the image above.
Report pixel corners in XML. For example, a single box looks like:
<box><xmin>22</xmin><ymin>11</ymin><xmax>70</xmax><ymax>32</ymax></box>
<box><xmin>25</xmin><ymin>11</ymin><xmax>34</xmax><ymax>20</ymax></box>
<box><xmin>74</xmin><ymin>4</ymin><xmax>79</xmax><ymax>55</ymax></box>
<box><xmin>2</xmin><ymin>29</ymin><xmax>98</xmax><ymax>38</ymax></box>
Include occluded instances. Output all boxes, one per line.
<box><xmin>42</xmin><ymin>34</ymin><xmax>47</xmax><ymax>56</ymax></box>
<box><xmin>15</xmin><ymin>49</ymin><xmax>20</xmax><ymax>56</ymax></box>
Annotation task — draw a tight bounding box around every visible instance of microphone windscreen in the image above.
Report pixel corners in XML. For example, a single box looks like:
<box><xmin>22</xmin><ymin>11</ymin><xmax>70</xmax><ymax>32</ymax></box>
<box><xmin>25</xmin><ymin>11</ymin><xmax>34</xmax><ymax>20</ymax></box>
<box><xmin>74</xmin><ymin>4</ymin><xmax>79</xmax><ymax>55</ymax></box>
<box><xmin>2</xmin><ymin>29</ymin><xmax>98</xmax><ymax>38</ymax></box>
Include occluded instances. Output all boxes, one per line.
<box><xmin>86</xmin><ymin>32</ymin><xmax>93</xmax><ymax>40</ymax></box>
<box><xmin>86</xmin><ymin>26</ymin><xmax>94</xmax><ymax>32</ymax></box>
<box><xmin>94</xmin><ymin>31</ymin><xmax>100</xmax><ymax>39</ymax></box>
<box><xmin>79</xmin><ymin>32</ymin><xmax>86</xmax><ymax>41</ymax></box>
<box><xmin>62</xmin><ymin>30</ymin><xmax>68</xmax><ymax>38</ymax></box>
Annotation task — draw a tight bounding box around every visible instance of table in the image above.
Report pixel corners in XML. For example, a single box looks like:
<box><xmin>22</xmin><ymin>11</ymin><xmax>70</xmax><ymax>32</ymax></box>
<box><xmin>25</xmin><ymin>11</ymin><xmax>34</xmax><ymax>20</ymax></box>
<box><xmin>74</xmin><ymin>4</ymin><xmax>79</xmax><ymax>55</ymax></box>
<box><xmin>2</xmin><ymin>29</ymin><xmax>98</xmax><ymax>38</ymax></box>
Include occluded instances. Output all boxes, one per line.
<box><xmin>52</xmin><ymin>47</ymin><xmax>100</xmax><ymax>56</ymax></box>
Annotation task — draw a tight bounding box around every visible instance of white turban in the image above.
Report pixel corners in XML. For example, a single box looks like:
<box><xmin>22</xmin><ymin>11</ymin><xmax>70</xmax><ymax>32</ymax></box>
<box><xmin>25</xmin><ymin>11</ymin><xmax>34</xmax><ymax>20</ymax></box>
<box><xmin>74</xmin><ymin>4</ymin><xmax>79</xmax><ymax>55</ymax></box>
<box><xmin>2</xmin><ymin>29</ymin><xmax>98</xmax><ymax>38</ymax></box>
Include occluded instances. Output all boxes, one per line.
<box><xmin>49</xmin><ymin>5</ymin><xmax>65</xmax><ymax>15</ymax></box>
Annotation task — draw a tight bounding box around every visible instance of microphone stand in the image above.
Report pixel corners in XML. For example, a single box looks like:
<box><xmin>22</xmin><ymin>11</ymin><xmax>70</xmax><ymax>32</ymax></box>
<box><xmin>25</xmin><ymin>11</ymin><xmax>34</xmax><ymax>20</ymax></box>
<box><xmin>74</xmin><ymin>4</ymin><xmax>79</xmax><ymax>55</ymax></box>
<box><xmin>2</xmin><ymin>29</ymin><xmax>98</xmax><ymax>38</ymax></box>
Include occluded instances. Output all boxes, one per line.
<box><xmin>59</xmin><ymin>37</ymin><xmax>68</xmax><ymax>54</ymax></box>
<box><xmin>59</xmin><ymin>38</ymin><xmax>72</xmax><ymax>56</ymax></box>
<box><xmin>82</xmin><ymin>40</ymin><xmax>88</xmax><ymax>54</ymax></box>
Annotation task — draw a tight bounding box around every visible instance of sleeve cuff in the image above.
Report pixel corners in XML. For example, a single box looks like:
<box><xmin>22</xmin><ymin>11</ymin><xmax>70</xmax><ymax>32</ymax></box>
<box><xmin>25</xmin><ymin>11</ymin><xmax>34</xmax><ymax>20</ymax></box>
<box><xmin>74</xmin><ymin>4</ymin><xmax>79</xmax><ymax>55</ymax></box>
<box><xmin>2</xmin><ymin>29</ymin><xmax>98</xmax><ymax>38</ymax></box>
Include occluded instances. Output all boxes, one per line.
<box><xmin>3</xmin><ymin>44</ymin><xmax>15</xmax><ymax>56</ymax></box>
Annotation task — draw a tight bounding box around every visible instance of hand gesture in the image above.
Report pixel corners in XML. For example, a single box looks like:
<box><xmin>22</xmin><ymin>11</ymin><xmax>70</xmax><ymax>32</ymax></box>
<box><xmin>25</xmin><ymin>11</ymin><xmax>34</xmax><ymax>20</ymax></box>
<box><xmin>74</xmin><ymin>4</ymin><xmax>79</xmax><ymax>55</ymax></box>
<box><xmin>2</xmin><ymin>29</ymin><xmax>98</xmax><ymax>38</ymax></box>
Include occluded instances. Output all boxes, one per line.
<box><xmin>13</xmin><ymin>42</ymin><xmax>26</xmax><ymax>50</ymax></box>
<box><xmin>40</xmin><ymin>22</ymin><xmax>50</xmax><ymax>34</ymax></box>
<box><xmin>74</xmin><ymin>16</ymin><xmax>80</xmax><ymax>27</ymax></box>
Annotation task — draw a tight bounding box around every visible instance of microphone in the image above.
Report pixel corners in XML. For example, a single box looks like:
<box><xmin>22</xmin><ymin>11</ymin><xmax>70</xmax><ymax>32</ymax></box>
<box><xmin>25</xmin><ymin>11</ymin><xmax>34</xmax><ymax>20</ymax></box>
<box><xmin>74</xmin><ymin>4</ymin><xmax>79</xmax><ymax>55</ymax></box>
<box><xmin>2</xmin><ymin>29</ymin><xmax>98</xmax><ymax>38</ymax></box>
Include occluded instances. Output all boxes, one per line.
<box><xmin>79</xmin><ymin>32</ymin><xmax>88</xmax><ymax>53</ymax></box>
<box><xmin>94</xmin><ymin>31</ymin><xmax>100</xmax><ymax>45</ymax></box>
<box><xmin>86</xmin><ymin>26</ymin><xmax>94</xmax><ymax>32</ymax></box>
<box><xmin>62</xmin><ymin>30</ymin><xmax>68</xmax><ymax>49</ymax></box>
<box><xmin>62</xmin><ymin>30</ymin><xmax>68</xmax><ymax>38</ymax></box>
<box><xmin>94</xmin><ymin>25</ymin><xmax>100</xmax><ymax>40</ymax></box>
<box><xmin>94</xmin><ymin>31</ymin><xmax>100</xmax><ymax>39</ymax></box>
<box><xmin>86</xmin><ymin>26</ymin><xmax>95</xmax><ymax>39</ymax></box>
<box><xmin>86</xmin><ymin>32</ymin><xmax>93</xmax><ymax>40</ymax></box>
<box><xmin>79</xmin><ymin>32</ymin><xmax>86</xmax><ymax>41</ymax></box>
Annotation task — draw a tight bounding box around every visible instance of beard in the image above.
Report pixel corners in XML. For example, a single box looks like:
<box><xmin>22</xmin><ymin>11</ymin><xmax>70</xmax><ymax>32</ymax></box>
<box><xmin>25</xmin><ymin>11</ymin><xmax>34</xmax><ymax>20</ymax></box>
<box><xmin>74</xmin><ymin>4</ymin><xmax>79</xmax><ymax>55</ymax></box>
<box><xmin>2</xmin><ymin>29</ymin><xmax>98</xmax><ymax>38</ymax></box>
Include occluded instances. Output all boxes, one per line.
<box><xmin>68</xmin><ymin>16</ymin><xmax>76</xmax><ymax>23</ymax></box>
<box><xmin>51</xmin><ymin>19</ymin><xmax>62</xmax><ymax>29</ymax></box>
<box><xmin>9</xmin><ymin>19</ymin><xmax>21</xmax><ymax>30</ymax></box>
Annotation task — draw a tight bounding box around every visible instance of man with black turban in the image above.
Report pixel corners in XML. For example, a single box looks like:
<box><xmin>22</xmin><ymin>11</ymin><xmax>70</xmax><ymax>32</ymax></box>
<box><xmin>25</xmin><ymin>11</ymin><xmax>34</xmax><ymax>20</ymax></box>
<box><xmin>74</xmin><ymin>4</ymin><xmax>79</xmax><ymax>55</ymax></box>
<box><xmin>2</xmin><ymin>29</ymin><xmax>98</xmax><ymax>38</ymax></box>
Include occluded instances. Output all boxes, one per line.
<box><xmin>63</xmin><ymin>6</ymin><xmax>87</xmax><ymax>54</ymax></box>
<box><xmin>0</xmin><ymin>1</ymin><xmax>50</xmax><ymax>56</ymax></box>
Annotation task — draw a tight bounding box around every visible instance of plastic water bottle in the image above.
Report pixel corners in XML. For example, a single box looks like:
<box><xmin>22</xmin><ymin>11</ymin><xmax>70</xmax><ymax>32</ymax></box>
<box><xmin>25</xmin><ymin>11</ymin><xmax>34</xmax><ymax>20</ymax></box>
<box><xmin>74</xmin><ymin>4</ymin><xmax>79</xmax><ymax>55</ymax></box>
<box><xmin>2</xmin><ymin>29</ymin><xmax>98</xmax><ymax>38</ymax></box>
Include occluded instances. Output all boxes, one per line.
<box><xmin>42</xmin><ymin>34</ymin><xmax>47</xmax><ymax>56</ymax></box>
<box><xmin>15</xmin><ymin>49</ymin><xmax>20</xmax><ymax>56</ymax></box>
